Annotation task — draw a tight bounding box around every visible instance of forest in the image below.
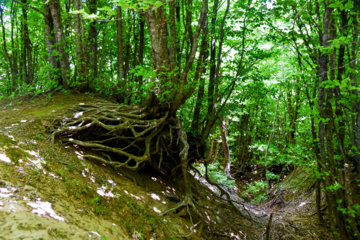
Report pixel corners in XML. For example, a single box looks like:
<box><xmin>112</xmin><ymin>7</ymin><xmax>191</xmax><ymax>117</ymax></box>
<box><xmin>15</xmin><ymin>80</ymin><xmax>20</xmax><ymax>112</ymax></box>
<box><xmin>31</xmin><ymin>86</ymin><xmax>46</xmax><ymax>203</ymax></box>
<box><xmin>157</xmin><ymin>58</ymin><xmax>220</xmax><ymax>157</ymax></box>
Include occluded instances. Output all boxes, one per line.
<box><xmin>0</xmin><ymin>0</ymin><xmax>360</xmax><ymax>239</ymax></box>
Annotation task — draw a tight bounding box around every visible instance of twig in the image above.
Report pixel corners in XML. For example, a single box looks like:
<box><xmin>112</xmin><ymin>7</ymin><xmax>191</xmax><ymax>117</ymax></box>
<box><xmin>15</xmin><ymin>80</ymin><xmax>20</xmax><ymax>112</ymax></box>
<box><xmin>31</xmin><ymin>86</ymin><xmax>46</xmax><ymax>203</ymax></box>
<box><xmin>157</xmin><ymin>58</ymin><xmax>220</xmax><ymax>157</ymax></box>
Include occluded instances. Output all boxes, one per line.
<box><xmin>265</xmin><ymin>213</ymin><xmax>273</xmax><ymax>240</ymax></box>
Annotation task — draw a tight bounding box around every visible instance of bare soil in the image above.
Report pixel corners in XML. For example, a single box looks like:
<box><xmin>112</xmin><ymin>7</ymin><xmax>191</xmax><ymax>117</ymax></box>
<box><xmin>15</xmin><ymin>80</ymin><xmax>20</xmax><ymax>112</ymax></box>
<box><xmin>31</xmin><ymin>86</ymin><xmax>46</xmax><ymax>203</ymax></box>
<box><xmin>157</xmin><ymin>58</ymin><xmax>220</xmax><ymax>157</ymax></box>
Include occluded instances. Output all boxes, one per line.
<box><xmin>0</xmin><ymin>92</ymin><xmax>334</xmax><ymax>240</ymax></box>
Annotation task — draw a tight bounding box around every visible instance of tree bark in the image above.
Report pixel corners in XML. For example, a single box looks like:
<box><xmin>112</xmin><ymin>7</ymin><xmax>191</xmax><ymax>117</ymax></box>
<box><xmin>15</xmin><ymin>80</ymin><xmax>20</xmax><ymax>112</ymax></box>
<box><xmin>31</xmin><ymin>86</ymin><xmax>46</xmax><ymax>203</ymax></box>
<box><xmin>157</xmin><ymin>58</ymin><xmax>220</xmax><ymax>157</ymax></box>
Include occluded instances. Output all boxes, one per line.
<box><xmin>350</xmin><ymin>0</ymin><xmax>360</xmax><ymax>170</ymax></box>
<box><xmin>88</xmin><ymin>0</ymin><xmax>98</xmax><ymax>84</ymax></box>
<box><xmin>116</xmin><ymin>6</ymin><xmax>125</xmax><ymax>102</ymax></box>
<box><xmin>207</xmin><ymin>0</ymin><xmax>219</xmax><ymax>117</ymax></box>
<box><xmin>48</xmin><ymin>0</ymin><xmax>69</xmax><ymax>89</ymax></box>
<box><xmin>74</xmin><ymin>0</ymin><xmax>88</xmax><ymax>91</ymax></box>
<box><xmin>138</xmin><ymin>14</ymin><xmax>145</xmax><ymax>85</ymax></box>
<box><xmin>21</xmin><ymin>0</ymin><xmax>33</xmax><ymax>85</ymax></box>
<box><xmin>124</xmin><ymin>10</ymin><xmax>132</xmax><ymax>79</ymax></box>
<box><xmin>317</xmin><ymin>4</ymin><xmax>347</xmax><ymax>239</ymax></box>
<box><xmin>0</xmin><ymin>6</ymin><xmax>17</xmax><ymax>92</ymax></box>
<box><xmin>219</xmin><ymin>115</ymin><xmax>231</xmax><ymax>176</ymax></box>
<box><xmin>144</xmin><ymin>0</ymin><xmax>208</xmax><ymax>115</ymax></box>
<box><xmin>43</xmin><ymin>1</ymin><xmax>61</xmax><ymax>85</ymax></box>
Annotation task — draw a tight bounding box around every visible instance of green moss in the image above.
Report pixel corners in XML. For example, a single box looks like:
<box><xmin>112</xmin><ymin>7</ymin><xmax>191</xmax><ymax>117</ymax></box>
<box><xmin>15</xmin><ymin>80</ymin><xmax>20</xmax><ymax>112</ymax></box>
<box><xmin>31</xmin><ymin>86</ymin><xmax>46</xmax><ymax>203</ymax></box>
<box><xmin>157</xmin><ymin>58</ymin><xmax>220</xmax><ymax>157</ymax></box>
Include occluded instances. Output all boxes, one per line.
<box><xmin>27</xmin><ymin>104</ymin><xmax>66</xmax><ymax>118</ymax></box>
<box><xmin>4</xmin><ymin>147</ymin><xmax>30</xmax><ymax>164</ymax></box>
<box><xmin>0</xmin><ymin>135</ymin><xmax>17</xmax><ymax>146</ymax></box>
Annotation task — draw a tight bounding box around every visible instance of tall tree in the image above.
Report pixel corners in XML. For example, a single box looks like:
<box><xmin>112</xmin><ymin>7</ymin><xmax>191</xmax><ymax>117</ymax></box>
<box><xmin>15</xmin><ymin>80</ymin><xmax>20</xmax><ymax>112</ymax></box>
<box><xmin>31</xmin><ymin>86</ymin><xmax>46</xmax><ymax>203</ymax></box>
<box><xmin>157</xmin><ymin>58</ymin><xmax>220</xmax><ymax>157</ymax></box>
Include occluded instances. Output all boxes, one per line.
<box><xmin>48</xmin><ymin>0</ymin><xmax>69</xmax><ymax>89</ymax></box>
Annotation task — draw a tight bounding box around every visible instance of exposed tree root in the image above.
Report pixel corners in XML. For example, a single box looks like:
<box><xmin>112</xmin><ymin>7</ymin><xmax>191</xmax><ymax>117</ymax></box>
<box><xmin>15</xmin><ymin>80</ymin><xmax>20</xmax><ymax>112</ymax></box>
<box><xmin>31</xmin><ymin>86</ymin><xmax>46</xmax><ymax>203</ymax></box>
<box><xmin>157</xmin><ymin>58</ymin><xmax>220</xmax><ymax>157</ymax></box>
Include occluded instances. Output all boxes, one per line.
<box><xmin>48</xmin><ymin>101</ymin><xmax>254</xmax><ymax>238</ymax></box>
<box><xmin>50</xmin><ymin>102</ymin><xmax>173</xmax><ymax>171</ymax></box>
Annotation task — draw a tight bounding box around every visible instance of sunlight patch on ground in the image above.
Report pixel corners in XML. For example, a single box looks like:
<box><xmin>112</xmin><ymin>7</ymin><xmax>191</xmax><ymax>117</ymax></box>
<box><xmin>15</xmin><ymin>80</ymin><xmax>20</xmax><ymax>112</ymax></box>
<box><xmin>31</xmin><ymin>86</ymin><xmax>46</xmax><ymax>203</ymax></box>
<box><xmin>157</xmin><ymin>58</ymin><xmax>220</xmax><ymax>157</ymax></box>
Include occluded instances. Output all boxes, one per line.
<box><xmin>107</xmin><ymin>179</ymin><xmax>116</xmax><ymax>186</ymax></box>
<box><xmin>153</xmin><ymin>207</ymin><xmax>161</xmax><ymax>213</ymax></box>
<box><xmin>97</xmin><ymin>186</ymin><xmax>115</xmax><ymax>198</ymax></box>
<box><xmin>151</xmin><ymin>177</ymin><xmax>165</xmax><ymax>184</ymax></box>
<box><xmin>1</xmin><ymin>183</ymin><xmax>65</xmax><ymax>222</ymax></box>
<box><xmin>27</xmin><ymin>200</ymin><xmax>65</xmax><ymax>222</ymax></box>
<box><xmin>298</xmin><ymin>202</ymin><xmax>310</xmax><ymax>207</ymax></box>
<box><xmin>48</xmin><ymin>172</ymin><xmax>60</xmax><ymax>179</ymax></box>
<box><xmin>123</xmin><ymin>190</ymin><xmax>144</xmax><ymax>201</ymax></box>
<box><xmin>130</xmin><ymin>193</ymin><xmax>143</xmax><ymax>201</ymax></box>
<box><xmin>148</xmin><ymin>193</ymin><xmax>166</xmax><ymax>204</ymax></box>
<box><xmin>74</xmin><ymin>112</ymin><xmax>83</xmax><ymax>118</ymax></box>
<box><xmin>7</xmin><ymin>135</ymin><xmax>15</xmax><ymax>141</ymax></box>
<box><xmin>0</xmin><ymin>187</ymin><xmax>14</xmax><ymax>198</ymax></box>
<box><xmin>148</xmin><ymin>193</ymin><xmax>161</xmax><ymax>201</ymax></box>
<box><xmin>81</xmin><ymin>168</ymin><xmax>96</xmax><ymax>183</ymax></box>
<box><xmin>166</xmin><ymin>186</ymin><xmax>176</xmax><ymax>192</ymax></box>
<box><xmin>75</xmin><ymin>151</ymin><xmax>84</xmax><ymax>159</ymax></box>
<box><xmin>25</xmin><ymin>150</ymin><xmax>46</xmax><ymax>169</ymax></box>
<box><xmin>89</xmin><ymin>231</ymin><xmax>101</xmax><ymax>237</ymax></box>
<box><xmin>230</xmin><ymin>232</ymin><xmax>242</xmax><ymax>239</ymax></box>
<box><xmin>16</xmin><ymin>166</ymin><xmax>26</xmax><ymax>174</ymax></box>
<box><xmin>0</xmin><ymin>153</ymin><xmax>11</xmax><ymax>163</ymax></box>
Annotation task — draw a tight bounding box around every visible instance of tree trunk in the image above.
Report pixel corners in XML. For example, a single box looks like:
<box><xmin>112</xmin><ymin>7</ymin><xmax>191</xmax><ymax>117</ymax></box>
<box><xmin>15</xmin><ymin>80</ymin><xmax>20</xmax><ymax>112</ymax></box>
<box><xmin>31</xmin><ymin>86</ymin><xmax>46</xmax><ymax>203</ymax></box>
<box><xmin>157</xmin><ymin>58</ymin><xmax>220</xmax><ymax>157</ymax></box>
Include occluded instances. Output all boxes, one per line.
<box><xmin>138</xmin><ymin>14</ymin><xmax>145</xmax><ymax>85</ymax></box>
<box><xmin>43</xmin><ymin>1</ymin><xmax>61</xmax><ymax>85</ymax></box>
<box><xmin>317</xmin><ymin>5</ymin><xmax>347</xmax><ymax>239</ymax></box>
<box><xmin>48</xmin><ymin>0</ymin><xmax>69</xmax><ymax>89</ymax></box>
<box><xmin>124</xmin><ymin>10</ymin><xmax>132</xmax><ymax>80</ymax></box>
<box><xmin>116</xmin><ymin>6</ymin><xmax>125</xmax><ymax>102</ymax></box>
<box><xmin>207</xmin><ymin>0</ymin><xmax>218</xmax><ymax>117</ymax></box>
<box><xmin>88</xmin><ymin>0</ymin><xmax>98</xmax><ymax>84</ymax></box>
<box><xmin>10</xmin><ymin>2</ymin><xmax>18</xmax><ymax>91</ymax></box>
<box><xmin>265</xmin><ymin>93</ymin><xmax>281</xmax><ymax>193</ymax></box>
<box><xmin>191</xmin><ymin>16</ymin><xmax>209</xmax><ymax>133</ymax></box>
<box><xmin>219</xmin><ymin>115</ymin><xmax>231</xmax><ymax>176</ymax></box>
<box><xmin>74</xmin><ymin>0</ymin><xmax>88</xmax><ymax>91</ymax></box>
<box><xmin>0</xmin><ymin>6</ymin><xmax>17</xmax><ymax>92</ymax></box>
<box><xmin>21</xmin><ymin>0</ymin><xmax>33</xmax><ymax>85</ymax></box>
<box><xmin>350</xmin><ymin>0</ymin><xmax>360</xmax><ymax>170</ymax></box>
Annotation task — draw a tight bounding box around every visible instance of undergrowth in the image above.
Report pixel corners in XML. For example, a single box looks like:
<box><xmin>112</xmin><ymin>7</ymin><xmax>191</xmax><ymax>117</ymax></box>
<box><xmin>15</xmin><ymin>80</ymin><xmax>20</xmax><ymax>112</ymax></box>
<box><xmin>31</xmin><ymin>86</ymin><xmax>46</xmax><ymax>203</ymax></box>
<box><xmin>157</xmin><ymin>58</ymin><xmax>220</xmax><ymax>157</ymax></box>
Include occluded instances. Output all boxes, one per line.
<box><xmin>194</xmin><ymin>161</ymin><xmax>235</xmax><ymax>190</ymax></box>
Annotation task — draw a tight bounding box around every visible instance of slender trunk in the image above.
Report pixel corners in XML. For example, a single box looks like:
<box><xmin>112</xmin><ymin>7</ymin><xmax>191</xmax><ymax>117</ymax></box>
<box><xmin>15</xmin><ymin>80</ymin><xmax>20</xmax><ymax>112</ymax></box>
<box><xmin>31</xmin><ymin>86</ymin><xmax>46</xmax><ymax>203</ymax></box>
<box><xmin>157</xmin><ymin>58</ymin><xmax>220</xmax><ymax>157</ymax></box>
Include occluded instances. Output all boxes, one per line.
<box><xmin>210</xmin><ymin>134</ymin><xmax>221</xmax><ymax>164</ymax></box>
<box><xmin>74</xmin><ymin>0</ymin><xmax>88</xmax><ymax>91</ymax></box>
<box><xmin>318</xmin><ymin>6</ymin><xmax>347</xmax><ymax>239</ymax></box>
<box><xmin>10</xmin><ymin>2</ymin><xmax>18</xmax><ymax>91</ymax></box>
<box><xmin>265</xmin><ymin>93</ymin><xmax>281</xmax><ymax>193</ymax></box>
<box><xmin>0</xmin><ymin>6</ymin><xmax>17</xmax><ymax>92</ymax></box>
<box><xmin>207</xmin><ymin>0</ymin><xmax>218</xmax><ymax>116</ymax></box>
<box><xmin>43</xmin><ymin>1</ymin><xmax>60</xmax><ymax>85</ymax></box>
<box><xmin>21</xmin><ymin>0</ymin><xmax>33</xmax><ymax>85</ymax></box>
<box><xmin>219</xmin><ymin>115</ymin><xmax>231</xmax><ymax>176</ymax></box>
<box><xmin>344</xmin><ymin>164</ymin><xmax>360</xmax><ymax>237</ymax></box>
<box><xmin>116</xmin><ymin>6</ymin><xmax>125</xmax><ymax>102</ymax></box>
<box><xmin>88</xmin><ymin>0</ymin><xmax>98</xmax><ymax>83</ymax></box>
<box><xmin>202</xmin><ymin>0</ymin><xmax>230</xmax><ymax>144</ymax></box>
<box><xmin>184</xmin><ymin>0</ymin><xmax>193</xmax><ymax>62</ymax></box>
<box><xmin>169</xmin><ymin>0</ymin><xmax>177</xmax><ymax>71</ymax></box>
<box><xmin>124</xmin><ymin>10</ymin><xmax>131</xmax><ymax>79</ymax></box>
<box><xmin>190</xmin><ymin>16</ymin><xmax>209</xmax><ymax>132</ymax></box>
<box><xmin>48</xmin><ymin>0</ymin><xmax>69</xmax><ymax>89</ymax></box>
<box><xmin>138</xmin><ymin>14</ymin><xmax>145</xmax><ymax>85</ymax></box>
<box><xmin>350</xmin><ymin>0</ymin><xmax>360</xmax><ymax>170</ymax></box>
<box><xmin>64</xmin><ymin>0</ymin><xmax>71</xmax><ymax>38</ymax></box>
<box><xmin>286</xmin><ymin>81</ymin><xmax>300</xmax><ymax>145</ymax></box>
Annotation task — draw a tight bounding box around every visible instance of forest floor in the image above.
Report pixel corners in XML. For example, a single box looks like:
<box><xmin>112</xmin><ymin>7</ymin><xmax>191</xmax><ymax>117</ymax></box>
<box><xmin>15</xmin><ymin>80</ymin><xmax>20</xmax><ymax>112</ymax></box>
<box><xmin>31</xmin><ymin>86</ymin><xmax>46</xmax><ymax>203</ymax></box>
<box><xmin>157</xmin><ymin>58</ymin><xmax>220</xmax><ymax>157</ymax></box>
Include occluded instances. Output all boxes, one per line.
<box><xmin>0</xmin><ymin>92</ymin><xmax>333</xmax><ymax>239</ymax></box>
